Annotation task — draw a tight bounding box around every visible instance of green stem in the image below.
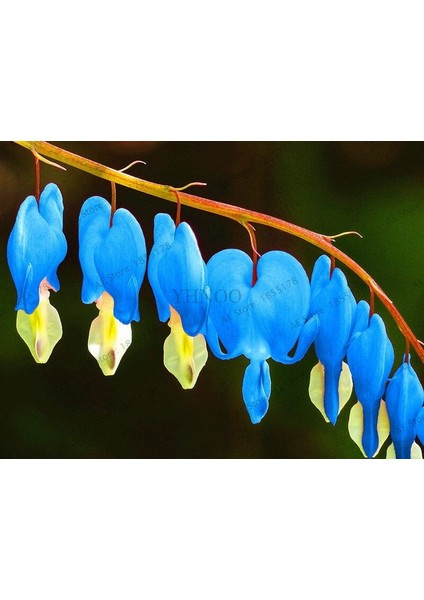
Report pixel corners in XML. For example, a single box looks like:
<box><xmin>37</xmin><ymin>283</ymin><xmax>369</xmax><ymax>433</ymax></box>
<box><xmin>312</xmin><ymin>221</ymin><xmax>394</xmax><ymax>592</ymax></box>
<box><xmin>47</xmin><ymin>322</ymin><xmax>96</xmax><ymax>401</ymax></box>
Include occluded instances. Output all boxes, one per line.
<box><xmin>14</xmin><ymin>141</ymin><xmax>424</xmax><ymax>364</ymax></box>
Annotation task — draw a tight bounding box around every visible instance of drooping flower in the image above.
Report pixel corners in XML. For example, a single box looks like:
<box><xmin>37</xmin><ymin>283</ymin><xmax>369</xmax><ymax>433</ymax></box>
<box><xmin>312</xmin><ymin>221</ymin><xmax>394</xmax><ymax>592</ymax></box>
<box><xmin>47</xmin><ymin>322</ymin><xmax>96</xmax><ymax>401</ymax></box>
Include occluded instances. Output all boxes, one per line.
<box><xmin>79</xmin><ymin>196</ymin><xmax>146</xmax><ymax>375</ymax></box>
<box><xmin>7</xmin><ymin>183</ymin><xmax>67</xmax><ymax>363</ymax></box>
<box><xmin>205</xmin><ymin>249</ymin><xmax>319</xmax><ymax>423</ymax></box>
<box><xmin>346</xmin><ymin>301</ymin><xmax>394</xmax><ymax>458</ymax></box>
<box><xmin>385</xmin><ymin>357</ymin><xmax>424</xmax><ymax>459</ymax></box>
<box><xmin>148</xmin><ymin>213</ymin><xmax>209</xmax><ymax>389</ymax></box>
<box><xmin>308</xmin><ymin>255</ymin><xmax>357</xmax><ymax>425</ymax></box>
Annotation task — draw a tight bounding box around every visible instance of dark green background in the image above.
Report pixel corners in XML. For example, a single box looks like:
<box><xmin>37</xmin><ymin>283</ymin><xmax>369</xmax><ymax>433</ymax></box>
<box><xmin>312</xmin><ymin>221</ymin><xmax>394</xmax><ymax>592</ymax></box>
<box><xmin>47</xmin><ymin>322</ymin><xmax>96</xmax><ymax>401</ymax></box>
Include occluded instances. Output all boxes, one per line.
<box><xmin>0</xmin><ymin>141</ymin><xmax>423</xmax><ymax>458</ymax></box>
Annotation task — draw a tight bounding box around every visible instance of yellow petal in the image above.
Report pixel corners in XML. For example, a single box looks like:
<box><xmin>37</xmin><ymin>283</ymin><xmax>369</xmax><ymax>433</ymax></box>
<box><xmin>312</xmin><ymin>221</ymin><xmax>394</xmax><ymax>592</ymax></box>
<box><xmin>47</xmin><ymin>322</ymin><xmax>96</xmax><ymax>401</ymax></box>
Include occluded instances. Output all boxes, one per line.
<box><xmin>411</xmin><ymin>442</ymin><xmax>423</xmax><ymax>459</ymax></box>
<box><xmin>348</xmin><ymin>400</ymin><xmax>390</xmax><ymax>458</ymax></box>
<box><xmin>309</xmin><ymin>361</ymin><xmax>353</xmax><ymax>422</ymax></box>
<box><xmin>88</xmin><ymin>292</ymin><xmax>132</xmax><ymax>376</ymax></box>
<box><xmin>386</xmin><ymin>443</ymin><xmax>395</xmax><ymax>459</ymax></box>
<box><xmin>16</xmin><ymin>296</ymin><xmax>62</xmax><ymax>364</ymax></box>
<box><xmin>338</xmin><ymin>362</ymin><xmax>354</xmax><ymax>411</ymax></box>
<box><xmin>163</xmin><ymin>306</ymin><xmax>208</xmax><ymax>389</ymax></box>
<box><xmin>386</xmin><ymin>442</ymin><xmax>423</xmax><ymax>459</ymax></box>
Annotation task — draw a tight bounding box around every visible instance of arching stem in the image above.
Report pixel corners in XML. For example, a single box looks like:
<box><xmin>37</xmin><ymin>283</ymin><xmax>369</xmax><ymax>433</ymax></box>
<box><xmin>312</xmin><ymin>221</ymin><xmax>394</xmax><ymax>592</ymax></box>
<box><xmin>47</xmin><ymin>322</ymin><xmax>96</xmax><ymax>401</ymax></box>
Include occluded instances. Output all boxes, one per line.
<box><xmin>14</xmin><ymin>141</ymin><xmax>424</xmax><ymax>363</ymax></box>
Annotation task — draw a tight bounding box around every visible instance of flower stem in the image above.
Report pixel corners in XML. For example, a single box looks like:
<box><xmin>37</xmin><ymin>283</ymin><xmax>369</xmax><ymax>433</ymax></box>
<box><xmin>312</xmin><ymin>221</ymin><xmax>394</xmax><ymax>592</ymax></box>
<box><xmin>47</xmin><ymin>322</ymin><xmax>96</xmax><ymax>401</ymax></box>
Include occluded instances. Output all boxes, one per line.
<box><xmin>170</xmin><ymin>189</ymin><xmax>182</xmax><ymax>226</ymax></box>
<box><xmin>369</xmin><ymin>287</ymin><xmax>375</xmax><ymax>317</ymax></box>
<box><xmin>14</xmin><ymin>141</ymin><xmax>424</xmax><ymax>363</ymax></box>
<box><xmin>34</xmin><ymin>153</ymin><xmax>40</xmax><ymax>202</ymax></box>
<box><xmin>243</xmin><ymin>221</ymin><xmax>260</xmax><ymax>286</ymax></box>
<box><xmin>110</xmin><ymin>181</ymin><xmax>116</xmax><ymax>226</ymax></box>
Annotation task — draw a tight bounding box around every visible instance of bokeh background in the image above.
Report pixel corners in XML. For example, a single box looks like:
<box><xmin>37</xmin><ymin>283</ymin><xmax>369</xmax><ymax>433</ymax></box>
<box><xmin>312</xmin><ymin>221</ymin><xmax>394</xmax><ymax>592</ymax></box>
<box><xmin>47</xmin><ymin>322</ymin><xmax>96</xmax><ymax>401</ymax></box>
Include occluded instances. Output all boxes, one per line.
<box><xmin>0</xmin><ymin>141</ymin><xmax>423</xmax><ymax>458</ymax></box>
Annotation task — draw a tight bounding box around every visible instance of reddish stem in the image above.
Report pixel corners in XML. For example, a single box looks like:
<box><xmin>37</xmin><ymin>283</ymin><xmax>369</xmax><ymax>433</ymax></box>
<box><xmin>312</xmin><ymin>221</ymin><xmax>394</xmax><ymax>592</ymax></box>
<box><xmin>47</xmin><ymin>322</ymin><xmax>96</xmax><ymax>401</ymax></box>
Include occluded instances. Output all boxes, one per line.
<box><xmin>171</xmin><ymin>189</ymin><xmax>182</xmax><ymax>226</ymax></box>
<box><xmin>369</xmin><ymin>287</ymin><xmax>375</xmax><ymax>317</ymax></box>
<box><xmin>245</xmin><ymin>222</ymin><xmax>260</xmax><ymax>286</ymax></box>
<box><xmin>330</xmin><ymin>255</ymin><xmax>336</xmax><ymax>278</ymax></box>
<box><xmin>34</xmin><ymin>154</ymin><xmax>40</xmax><ymax>202</ymax></box>
<box><xmin>252</xmin><ymin>253</ymin><xmax>258</xmax><ymax>287</ymax></box>
<box><xmin>405</xmin><ymin>339</ymin><xmax>410</xmax><ymax>363</ymax></box>
<box><xmin>110</xmin><ymin>181</ymin><xmax>116</xmax><ymax>227</ymax></box>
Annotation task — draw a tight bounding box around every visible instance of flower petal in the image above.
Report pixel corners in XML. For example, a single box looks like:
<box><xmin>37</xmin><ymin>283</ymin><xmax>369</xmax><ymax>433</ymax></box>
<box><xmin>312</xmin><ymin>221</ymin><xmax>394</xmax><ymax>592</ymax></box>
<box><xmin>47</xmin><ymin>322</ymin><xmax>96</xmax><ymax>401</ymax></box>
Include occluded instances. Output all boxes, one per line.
<box><xmin>206</xmin><ymin>249</ymin><xmax>254</xmax><ymax>359</ymax></box>
<box><xmin>307</xmin><ymin>256</ymin><xmax>357</xmax><ymax>425</ymax></box>
<box><xmin>242</xmin><ymin>360</ymin><xmax>271</xmax><ymax>424</ymax></box>
<box><xmin>16</xmin><ymin>286</ymin><xmax>62</xmax><ymax>364</ymax></box>
<box><xmin>254</xmin><ymin>251</ymin><xmax>314</xmax><ymax>363</ymax></box>
<box><xmin>79</xmin><ymin>196</ymin><xmax>111</xmax><ymax>304</ymax></box>
<box><xmin>158</xmin><ymin>222</ymin><xmax>208</xmax><ymax>336</ymax></box>
<box><xmin>309</xmin><ymin>266</ymin><xmax>356</xmax><ymax>366</ymax></box>
<box><xmin>348</xmin><ymin>400</ymin><xmax>390</xmax><ymax>458</ymax></box>
<box><xmin>87</xmin><ymin>292</ymin><xmax>132</xmax><ymax>376</ymax></box>
<box><xmin>163</xmin><ymin>307</ymin><xmax>208</xmax><ymax>389</ymax></box>
<box><xmin>272</xmin><ymin>314</ymin><xmax>319</xmax><ymax>365</ymax></box>
<box><xmin>309</xmin><ymin>255</ymin><xmax>332</xmax><ymax>304</ymax></box>
<box><xmin>38</xmin><ymin>183</ymin><xmax>67</xmax><ymax>290</ymax></box>
<box><xmin>207</xmin><ymin>249</ymin><xmax>316</xmax><ymax>363</ymax></box>
<box><xmin>38</xmin><ymin>183</ymin><xmax>64</xmax><ymax>228</ymax></box>
<box><xmin>347</xmin><ymin>305</ymin><xmax>394</xmax><ymax>405</ymax></box>
<box><xmin>8</xmin><ymin>189</ymin><xmax>67</xmax><ymax>313</ymax></box>
<box><xmin>349</xmin><ymin>299</ymin><xmax>371</xmax><ymax>339</ymax></box>
<box><xmin>387</xmin><ymin>442</ymin><xmax>422</xmax><ymax>459</ymax></box>
<box><xmin>94</xmin><ymin>208</ymin><xmax>146</xmax><ymax>324</ymax></box>
<box><xmin>309</xmin><ymin>361</ymin><xmax>353</xmax><ymax>423</ymax></box>
<box><xmin>385</xmin><ymin>360</ymin><xmax>424</xmax><ymax>458</ymax></box>
<box><xmin>147</xmin><ymin>213</ymin><xmax>176</xmax><ymax>322</ymax></box>
<box><xmin>415</xmin><ymin>407</ymin><xmax>424</xmax><ymax>446</ymax></box>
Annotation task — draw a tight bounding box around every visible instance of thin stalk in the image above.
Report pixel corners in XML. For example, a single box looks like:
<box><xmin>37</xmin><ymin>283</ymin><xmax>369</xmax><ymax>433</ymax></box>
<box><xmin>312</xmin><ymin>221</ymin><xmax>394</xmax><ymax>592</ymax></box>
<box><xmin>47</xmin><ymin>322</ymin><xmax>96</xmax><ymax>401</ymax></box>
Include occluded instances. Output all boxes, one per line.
<box><xmin>34</xmin><ymin>153</ymin><xmax>40</xmax><ymax>202</ymax></box>
<box><xmin>110</xmin><ymin>181</ymin><xmax>116</xmax><ymax>227</ymax></box>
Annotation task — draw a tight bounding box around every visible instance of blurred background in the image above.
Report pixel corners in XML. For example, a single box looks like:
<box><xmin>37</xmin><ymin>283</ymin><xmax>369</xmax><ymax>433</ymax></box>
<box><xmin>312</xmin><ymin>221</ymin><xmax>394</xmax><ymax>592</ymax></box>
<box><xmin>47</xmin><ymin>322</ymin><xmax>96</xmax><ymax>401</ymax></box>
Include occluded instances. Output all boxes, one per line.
<box><xmin>0</xmin><ymin>141</ymin><xmax>423</xmax><ymax>458</ymax></box>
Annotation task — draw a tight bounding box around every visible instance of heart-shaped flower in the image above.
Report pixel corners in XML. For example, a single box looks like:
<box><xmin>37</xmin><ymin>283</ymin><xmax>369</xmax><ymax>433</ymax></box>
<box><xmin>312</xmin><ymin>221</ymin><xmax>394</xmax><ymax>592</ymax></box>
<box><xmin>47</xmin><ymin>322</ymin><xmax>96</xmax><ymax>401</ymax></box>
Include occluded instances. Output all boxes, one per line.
<box><xmin>7</xmin><ymin>183</ymin><xmax>67</xmax><ymax>363</ymax></box>
<box><xmin>346</xmin><ymin>300</ymin><xmax>394</xmax><ymax>458</ymax></box>
<box><xmin>205</xmin><ymin>249</ymin><xmax>318</xmax><ymax>423</ymax></box>
<box><xmin>385</xmin><ymin>358</ymin><xmax>424</xmax><ymax>459</ymax></box>
<box><xmin>79</xmin><ymin>196</ymin><xmax>146</xmax><ymax>375</ymax></box>
<box><xmin>307</xmin><ymin>255</ymin><xmax>357</xmax><ymax>425</ymax></box>
<box><xmin>148</xmin><ymin>213</ymin><xmax>209</xmax><ymax>389</ymax></box>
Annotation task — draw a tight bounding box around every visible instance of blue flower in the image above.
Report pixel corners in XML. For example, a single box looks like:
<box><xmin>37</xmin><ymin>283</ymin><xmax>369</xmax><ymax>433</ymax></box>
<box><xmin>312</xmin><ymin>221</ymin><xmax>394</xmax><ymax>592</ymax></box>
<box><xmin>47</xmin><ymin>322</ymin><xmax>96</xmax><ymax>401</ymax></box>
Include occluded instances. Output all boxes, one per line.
<box><xmin>205</xmin><ymin>249</ymin><xmax>318</xmax><ymax>423</ymax></box>
<box><xmin>346</xmin><ymin>301</ymin><xmax>394</xmax><ymax>458</ymax></box>
<box><xmin>308</xmin><ymin>255</ymin><xmax>357</xmax><ymax>425</ymax></box>
<box><xmin>148</xmin><ymin>213</ymin><xmax>209</xmax><ymax>388</ymax></box>
<box><xmin>79</xmin><ymin>196</ymin><xmax>146</xmax><ymax>375</ymax></box>
<box><xmin>7</xmin><ymin>183</ymin><xmax>67</xmax><ymax>363</ymax></box>
<box><xmin>385</xmin><ymin>358</ymin><xmax>424</xmax><ymax>459</ymax></box>
<box><xmin>148</xmin><ymin>213</ymin><xmax>209</xmax><ymax>336</ymax></box>
<box><xmin>79</xmin><ymin>196</ymin><xmax>146</xmax><ymax>324</ymax></box>
<box><xmin>7</xmin><ymin>183</ymin><xmax>67</xmax><ymax>314</ymax></box>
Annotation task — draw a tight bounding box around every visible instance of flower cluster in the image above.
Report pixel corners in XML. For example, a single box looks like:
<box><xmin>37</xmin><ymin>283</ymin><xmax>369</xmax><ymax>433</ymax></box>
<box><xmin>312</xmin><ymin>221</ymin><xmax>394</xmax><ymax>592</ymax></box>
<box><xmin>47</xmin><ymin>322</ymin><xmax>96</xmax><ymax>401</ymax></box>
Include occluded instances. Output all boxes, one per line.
<box><xmin>7</xmin><ymin>184</ymin><xmax>424</xmax><ymax>459</ymax></box>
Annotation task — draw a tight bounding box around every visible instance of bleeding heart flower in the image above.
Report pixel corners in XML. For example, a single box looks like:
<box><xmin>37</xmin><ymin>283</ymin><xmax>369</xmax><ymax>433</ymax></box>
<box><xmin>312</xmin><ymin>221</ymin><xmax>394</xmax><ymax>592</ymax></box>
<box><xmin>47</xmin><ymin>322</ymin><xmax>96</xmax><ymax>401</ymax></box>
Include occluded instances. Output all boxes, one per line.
<box><xmin>385</xmin><ymin>358</ymin><xmax>424</xmax><ymax>459</ymax></box>
<box><xmin>79</xmin><ymin>196</ymin><xmax>146</xmax><ymax>375</ymax></box>
<box><xmin>205</xmin><ymin>249</ymin><xmax>318</xmax><ymax>423</ymax></box>
<box><xmin>7</xmin><ymin>183</ymin><xmax>67</xmax><ymax>363</ymax></box>
<box><xmin>346</xmin><ymin>300</ymin><xmax>394</xmax><ymax>458</ymax></box>
<box><xmin>148</xmin><ymin>213</ymin><xmax>209</xmax><ymax>389</ymax></box>
<box><xmin>308</xmin><ymin>255</ymin><xmax>357</xmax><ymax>425</ymax></box>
